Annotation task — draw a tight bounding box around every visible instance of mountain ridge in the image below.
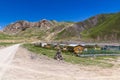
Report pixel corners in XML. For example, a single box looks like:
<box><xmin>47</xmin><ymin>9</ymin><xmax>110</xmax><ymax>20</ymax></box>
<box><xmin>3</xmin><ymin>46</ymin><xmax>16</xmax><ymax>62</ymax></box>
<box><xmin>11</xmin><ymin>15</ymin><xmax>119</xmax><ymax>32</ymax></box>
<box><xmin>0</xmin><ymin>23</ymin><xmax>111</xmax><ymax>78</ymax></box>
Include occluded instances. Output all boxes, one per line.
<box><xmin>2</xmin><ymin>12</ymin><xmax>120</xmax><ymax>42</ymax></box>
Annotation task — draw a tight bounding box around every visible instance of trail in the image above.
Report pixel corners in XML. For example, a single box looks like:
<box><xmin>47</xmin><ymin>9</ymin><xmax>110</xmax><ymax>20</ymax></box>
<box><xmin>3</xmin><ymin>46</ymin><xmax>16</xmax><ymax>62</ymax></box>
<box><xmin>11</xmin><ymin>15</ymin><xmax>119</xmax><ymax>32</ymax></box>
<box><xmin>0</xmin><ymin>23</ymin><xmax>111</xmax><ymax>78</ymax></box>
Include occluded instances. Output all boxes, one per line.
<box><xmin>0</xmin><ymin>44</ymin><xmax>20</xmax><ymax>80</ymax></box>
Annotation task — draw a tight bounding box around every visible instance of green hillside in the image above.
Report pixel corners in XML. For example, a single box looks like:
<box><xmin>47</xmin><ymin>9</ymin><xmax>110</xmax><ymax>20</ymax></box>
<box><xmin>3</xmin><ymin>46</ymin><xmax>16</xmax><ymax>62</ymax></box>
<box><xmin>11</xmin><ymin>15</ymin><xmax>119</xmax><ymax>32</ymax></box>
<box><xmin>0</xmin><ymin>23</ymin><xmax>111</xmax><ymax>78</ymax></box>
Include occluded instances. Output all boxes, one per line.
<box><xmin>55</xmin><ymin>14</ymin><xmax>113</xmax><ymax>40</ymax></box>
<box><xmin>81</xmin><ymin>12</ymin><xmax>120</xmax><ymax>41</ymax></box>
<box><xmin>0</xmin><ymin>32</ymin><xmax>13</xmax><ymax>40</ymax></box>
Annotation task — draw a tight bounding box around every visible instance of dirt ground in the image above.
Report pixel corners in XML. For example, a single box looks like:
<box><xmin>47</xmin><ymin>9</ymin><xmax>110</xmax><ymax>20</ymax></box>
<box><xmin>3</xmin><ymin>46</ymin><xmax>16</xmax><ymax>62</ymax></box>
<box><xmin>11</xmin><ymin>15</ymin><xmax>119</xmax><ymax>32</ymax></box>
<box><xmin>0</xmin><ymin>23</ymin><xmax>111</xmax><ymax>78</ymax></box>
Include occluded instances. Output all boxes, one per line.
<box><xmin>2</xmin><ymin>47</ymin><xmax>120</xmax><ymax>80</ymax></box>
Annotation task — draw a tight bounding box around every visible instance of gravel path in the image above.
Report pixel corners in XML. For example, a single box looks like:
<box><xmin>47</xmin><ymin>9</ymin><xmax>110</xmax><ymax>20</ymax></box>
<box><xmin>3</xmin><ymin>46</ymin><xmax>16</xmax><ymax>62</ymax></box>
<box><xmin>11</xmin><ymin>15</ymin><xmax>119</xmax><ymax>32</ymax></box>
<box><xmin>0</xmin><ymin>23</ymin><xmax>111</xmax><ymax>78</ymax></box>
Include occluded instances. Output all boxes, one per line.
<box><xmin>0</xmin><ymin>44</ymin><xmax>20</xmax><ymax>80</ymax></box>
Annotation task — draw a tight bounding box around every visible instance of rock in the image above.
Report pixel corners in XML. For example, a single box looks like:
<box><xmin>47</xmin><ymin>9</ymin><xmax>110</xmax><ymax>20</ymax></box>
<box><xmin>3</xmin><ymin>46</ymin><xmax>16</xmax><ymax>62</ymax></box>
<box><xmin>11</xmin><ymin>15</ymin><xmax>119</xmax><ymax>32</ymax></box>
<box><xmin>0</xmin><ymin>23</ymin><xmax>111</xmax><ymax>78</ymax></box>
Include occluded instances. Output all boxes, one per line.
<box><xmin>3</xmin><ymin>19</ymin><xmax>53</xmax><ymax>34</ymax></box>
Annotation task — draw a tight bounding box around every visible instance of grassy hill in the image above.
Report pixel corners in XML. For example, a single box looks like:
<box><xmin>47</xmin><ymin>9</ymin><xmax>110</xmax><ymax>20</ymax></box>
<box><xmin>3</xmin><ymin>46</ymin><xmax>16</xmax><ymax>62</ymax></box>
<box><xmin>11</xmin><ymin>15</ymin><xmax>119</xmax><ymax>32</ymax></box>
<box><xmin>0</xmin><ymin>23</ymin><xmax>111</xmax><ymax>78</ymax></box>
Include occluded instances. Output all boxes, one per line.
<box><xmin>81</xmin><ymin>12</ymin><xmax>120</xmax><ymax>42</ymax></box>
<box><xmin>55</xmin><ymin>14</ymin><xmax>113</xmax><ymax>41</ymax></box>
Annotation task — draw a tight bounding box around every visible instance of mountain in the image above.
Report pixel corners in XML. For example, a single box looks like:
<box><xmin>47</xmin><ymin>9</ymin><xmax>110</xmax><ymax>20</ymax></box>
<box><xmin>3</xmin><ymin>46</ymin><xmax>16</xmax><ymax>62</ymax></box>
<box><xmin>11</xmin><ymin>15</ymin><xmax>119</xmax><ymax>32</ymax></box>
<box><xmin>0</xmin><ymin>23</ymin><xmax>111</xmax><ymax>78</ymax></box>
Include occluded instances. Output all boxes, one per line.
<box><xmin>81</xmin><ymin>12</ymin><xmax>120</xmax><ymax>42</ymax></box>
<box><xmin>3</xmin><ymin>19</ymin><xmax>74</xmax><ymax>41</ymax></box>
<box><xmin>2</xmin><ymin>12</ymin><xmax>120</xmax><ymax>42</ymax></box>
<box><xmin>55</xmin><ymin>13</ymin><xmax>112</xmax><ymax>40</ymax></box>
<box><xmin>3</xmin><ymin>19</ymin><xmax>54</xmax><ymax>34</ymax></box>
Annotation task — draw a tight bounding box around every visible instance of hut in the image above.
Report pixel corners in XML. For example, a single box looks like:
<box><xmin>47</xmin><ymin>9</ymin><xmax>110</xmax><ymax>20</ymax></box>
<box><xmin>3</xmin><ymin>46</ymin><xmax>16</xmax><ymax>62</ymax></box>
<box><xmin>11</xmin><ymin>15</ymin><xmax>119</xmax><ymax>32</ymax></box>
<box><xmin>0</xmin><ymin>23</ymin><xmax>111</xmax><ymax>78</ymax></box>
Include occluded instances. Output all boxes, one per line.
<box><xmin>73</xmin><ymin>45</ymin><xmax>84</xmax><ymax>55</ymax></box>
<box><xmin>66</xmin><ymin>44</ymin><xmax>85</xmax><ymax>55</ymax></box>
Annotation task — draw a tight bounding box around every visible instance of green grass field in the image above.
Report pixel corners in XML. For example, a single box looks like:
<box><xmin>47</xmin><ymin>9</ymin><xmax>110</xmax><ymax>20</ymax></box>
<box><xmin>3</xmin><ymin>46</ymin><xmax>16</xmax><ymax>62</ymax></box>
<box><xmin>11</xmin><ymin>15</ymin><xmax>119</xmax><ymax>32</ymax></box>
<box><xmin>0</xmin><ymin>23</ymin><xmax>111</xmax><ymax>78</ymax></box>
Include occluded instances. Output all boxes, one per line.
<box><xmin>23</xmin><ymin>44</ymin><xmax>117</xmax><ymax>68</ymax></box>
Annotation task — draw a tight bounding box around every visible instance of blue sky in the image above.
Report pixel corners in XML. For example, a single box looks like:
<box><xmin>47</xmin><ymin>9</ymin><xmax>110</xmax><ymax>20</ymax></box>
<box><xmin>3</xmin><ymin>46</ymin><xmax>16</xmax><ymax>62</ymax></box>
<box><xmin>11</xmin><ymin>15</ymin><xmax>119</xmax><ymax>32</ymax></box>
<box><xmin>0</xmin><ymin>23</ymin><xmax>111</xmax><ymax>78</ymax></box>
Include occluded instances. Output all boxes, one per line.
<box><xmin>0</xmin><ymin>0</ymin><xmax>120</xmax><ymax>29</ymax></box>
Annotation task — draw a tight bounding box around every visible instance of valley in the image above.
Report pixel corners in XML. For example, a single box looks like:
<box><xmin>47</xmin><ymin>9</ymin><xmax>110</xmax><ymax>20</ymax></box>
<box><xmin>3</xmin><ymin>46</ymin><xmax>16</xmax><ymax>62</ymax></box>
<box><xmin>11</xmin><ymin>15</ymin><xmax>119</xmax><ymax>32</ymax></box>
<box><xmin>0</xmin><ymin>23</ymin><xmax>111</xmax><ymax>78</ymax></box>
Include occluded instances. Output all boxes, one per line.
<box><xmin>1</xmin><ymin>12</ymin><xmax>120</xmax><ymax>42</ymax></box>
<box><xmin>0</xmin><ymin>12</ymin><xmax>120</xmax><ymax>80</ymax></box>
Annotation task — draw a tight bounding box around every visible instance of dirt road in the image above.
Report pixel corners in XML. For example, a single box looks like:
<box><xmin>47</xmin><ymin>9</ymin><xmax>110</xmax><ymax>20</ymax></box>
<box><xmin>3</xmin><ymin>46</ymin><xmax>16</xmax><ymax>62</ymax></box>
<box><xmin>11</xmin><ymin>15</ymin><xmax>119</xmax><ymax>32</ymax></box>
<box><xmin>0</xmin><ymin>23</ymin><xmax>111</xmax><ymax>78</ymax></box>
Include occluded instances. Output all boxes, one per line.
<box><xmin>0</xmin><ymin>44</ymin><xmax>20</xmax><ymax>80</ymax></box>
<box><xmin>0</xmin><ymin>44</ymin><xmax>120</xmax><ymax>80</ymax></box>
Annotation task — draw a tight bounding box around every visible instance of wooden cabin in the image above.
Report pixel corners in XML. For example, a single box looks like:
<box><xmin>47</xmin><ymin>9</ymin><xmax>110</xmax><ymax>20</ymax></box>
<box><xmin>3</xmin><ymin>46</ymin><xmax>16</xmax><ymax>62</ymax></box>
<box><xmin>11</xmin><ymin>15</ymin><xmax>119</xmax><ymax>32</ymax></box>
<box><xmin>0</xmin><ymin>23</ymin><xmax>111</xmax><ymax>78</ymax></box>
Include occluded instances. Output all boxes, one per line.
<box><xmin>73</xmin><ymin>45</ymin><xmax>84</xmax><ymax>54</ymax></box>
<box><xmin>66</xmin><ymin>44</ymin><xmax>85</xmax><ymax>55</ymax></box>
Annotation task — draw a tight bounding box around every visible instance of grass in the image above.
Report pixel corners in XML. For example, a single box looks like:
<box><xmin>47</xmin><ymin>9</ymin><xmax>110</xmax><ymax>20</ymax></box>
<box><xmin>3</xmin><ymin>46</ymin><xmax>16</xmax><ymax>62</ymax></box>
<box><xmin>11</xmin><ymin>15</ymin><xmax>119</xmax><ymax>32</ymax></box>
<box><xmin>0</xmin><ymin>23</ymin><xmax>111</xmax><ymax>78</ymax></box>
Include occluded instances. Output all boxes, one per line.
<box><xmin>0</xmin><ymin>32</ymin><xmax>26</xmax><ymax>41</ymax></box>
<box><xmin>55</xmin><ymin>27</ymin><xmax>80</xmax><ymax>40</ymax></box>
<box><xmin>0</xmin><ymin>33</ymin><xmax>13</xmax><ymax>40</ymax></box>
<box><xmin>16</xmin><ymin>28</ymin><xmax>46</xmax><ymax>39</ymax></box>
<box><xmin>0</xmin><ymin>42</ymin><xmax>17</xmax><ymax>47</ymax></box>
<box><xmin>23</xmin><ymin>43</ymin><xmax>115</xmax><ymax>68</ymax></box>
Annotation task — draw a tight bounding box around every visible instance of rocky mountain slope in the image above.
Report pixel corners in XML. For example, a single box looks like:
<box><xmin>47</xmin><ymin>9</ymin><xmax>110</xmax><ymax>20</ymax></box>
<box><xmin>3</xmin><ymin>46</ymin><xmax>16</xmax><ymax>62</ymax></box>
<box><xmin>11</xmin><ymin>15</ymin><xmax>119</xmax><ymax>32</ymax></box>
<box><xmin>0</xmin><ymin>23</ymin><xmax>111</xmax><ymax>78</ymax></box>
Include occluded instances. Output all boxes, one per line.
<box><xmin>3</xmin><ymin>19</ymin><xmax>54</xmax><ymax>34</ymax></box>
<box><xmin>2</xmin><ymin>12</ymin><xmax>120</xmax><ymax>42</ymax></box>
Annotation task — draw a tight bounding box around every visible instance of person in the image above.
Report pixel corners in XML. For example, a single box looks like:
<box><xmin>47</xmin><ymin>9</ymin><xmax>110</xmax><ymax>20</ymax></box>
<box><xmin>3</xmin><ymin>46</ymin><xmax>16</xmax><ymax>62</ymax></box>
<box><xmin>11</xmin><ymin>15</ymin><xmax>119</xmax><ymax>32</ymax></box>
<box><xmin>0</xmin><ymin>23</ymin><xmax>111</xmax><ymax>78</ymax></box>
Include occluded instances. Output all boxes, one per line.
<box><xmin>54</xmin><ymin>49</ymin><xmax>63</xmax><ymax>60</ymax></box>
